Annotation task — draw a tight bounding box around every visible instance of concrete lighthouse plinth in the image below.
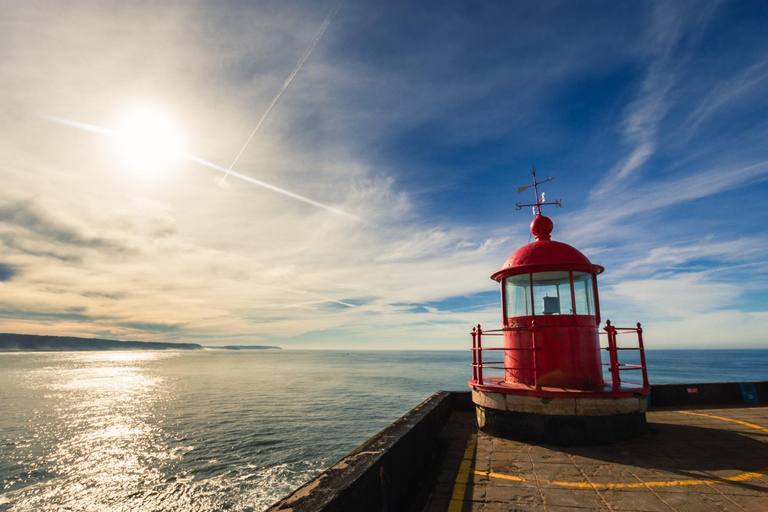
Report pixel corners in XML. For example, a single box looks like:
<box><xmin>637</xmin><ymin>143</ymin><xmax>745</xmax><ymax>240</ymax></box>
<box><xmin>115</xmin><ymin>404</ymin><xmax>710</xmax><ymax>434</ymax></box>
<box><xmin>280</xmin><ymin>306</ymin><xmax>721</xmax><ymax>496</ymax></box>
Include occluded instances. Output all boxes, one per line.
<box><xmin>472</xmin><ymin>389</ymin><xmax>648</xmax><ymax>445</ymax></box>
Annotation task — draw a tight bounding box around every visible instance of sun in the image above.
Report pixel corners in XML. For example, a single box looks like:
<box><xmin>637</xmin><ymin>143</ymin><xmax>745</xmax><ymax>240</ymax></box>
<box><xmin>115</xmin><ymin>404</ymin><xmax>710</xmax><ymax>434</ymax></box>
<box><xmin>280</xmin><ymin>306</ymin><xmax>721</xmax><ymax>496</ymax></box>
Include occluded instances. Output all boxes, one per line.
<box><xmin>115</xmin><ymin>109</ymin><xmax>184</xmax><ymax>176</ymax></box>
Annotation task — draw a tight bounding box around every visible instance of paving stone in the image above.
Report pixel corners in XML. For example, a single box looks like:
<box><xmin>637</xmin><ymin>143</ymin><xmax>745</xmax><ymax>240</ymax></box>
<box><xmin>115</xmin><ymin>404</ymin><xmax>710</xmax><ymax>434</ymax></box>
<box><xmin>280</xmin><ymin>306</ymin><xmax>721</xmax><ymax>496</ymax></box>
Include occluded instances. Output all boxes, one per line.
<box><xmin>596</xmin><ymin>490</ymin><xmax>670</xmax><ymax>511</ymax></box>
<box><xmin>489</xmin><ymin>460</ymin><xmax>533</xmax><ymax>475</ymax></box>
<box><xmin>484</xmin><ymin>482</ymin><xmax>543</xmax><ymax>503</ymax></box>
<box><xmin>540</xmin><ymin>488</ymin><xmax>607</xmax><ymax>508</ymax></box>
<box><xmin>471</xmin><ymin>456</ymin><xmax>492</xmax><ymax>472</ymax></box>
<box><xmin>565</xmin><ymin>455</ymin><xmax>603</xmax><ymax>466</ymax></box>
<box><xmin>465</xmin><ymin>501</ymin><xmax>486</xmax><ymax>512</ymax></box>
<box><xmin>456</xmin><ymin>483</ymin><xmax>487</xmax><ymax>503</ymax></box>
<box><xmin>425</xmin><ymin>404</ymin><xmax>768</xmax><ymax>512</ymax></box>
<box><xmin>482</xmin><ymin>503</ymin><xmax>545</xmax><ymax>512</ymax></box>
<box><xmin>492</xmin><ymin>450</ymin><xmax>524</xmax><ymax>462</ymax></box>
<box><xmin>654</xmin><ymin>490</ymin><xmax>756</xmax><ymax>511</ymax></box>
<box><xmin>547</xmin><ymin>506</ymin><xmax>608</xmax><ymax>512</ymax></box>
<box><xmin>529</xmin><ymin>463</ymin><xmax>586</xmax><ymax>482</ymax></box>
<box><xmin>719</xmin><ymin>495</ymin><xmax>768</xmax><ymax>512</ymax></box>
<box><xmin>709</xmin><ymin>480</ymin><xmax>768</xmax><ymax>497</ymax></box>
<box><xmin>580</xmin><ymin>463</ymin><xmax>637</xmax><ymax>483</ymax></box>
<box><xmin>527</xmin><ymin>452</ymin><xmax>573</xmax><ymax>464</ymax></box>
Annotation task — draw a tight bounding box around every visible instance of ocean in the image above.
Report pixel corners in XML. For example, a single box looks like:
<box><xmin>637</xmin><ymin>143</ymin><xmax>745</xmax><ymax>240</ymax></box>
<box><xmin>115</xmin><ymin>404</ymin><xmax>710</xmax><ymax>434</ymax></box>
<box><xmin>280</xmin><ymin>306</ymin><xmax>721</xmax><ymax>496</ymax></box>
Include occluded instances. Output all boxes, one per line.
<box><xmin>1</xmin><ymin>349</ymin><xmax>766</xmax><ymax>511</ymax></box>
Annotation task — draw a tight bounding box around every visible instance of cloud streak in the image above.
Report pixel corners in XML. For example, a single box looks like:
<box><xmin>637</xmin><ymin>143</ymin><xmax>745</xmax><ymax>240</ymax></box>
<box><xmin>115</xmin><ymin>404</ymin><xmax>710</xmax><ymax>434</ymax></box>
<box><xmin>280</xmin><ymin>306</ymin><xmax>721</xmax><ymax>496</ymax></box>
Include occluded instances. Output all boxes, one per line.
<box><xmin>592</xmin><ymin>2</ymin><xmax>721</xmax><ymax>198</ymax></box>
<box><xmin>688</xmin><ymin>59</ymin><xmax>768</xmax><ymax>135</ymax></box>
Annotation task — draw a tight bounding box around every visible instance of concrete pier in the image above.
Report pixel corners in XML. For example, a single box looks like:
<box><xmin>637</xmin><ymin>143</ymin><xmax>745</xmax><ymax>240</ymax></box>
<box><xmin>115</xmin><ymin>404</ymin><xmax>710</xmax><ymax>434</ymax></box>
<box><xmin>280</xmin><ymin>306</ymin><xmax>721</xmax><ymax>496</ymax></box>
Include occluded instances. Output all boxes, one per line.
<box><xmin>267</xmin><ymin>383</ymin><xmax>767</xmax><ymax>512</ymax></box>
<box><xmin>428</xmin><ymin>405</ymin><xmax>768</xmax><ymax>511</ymax></box>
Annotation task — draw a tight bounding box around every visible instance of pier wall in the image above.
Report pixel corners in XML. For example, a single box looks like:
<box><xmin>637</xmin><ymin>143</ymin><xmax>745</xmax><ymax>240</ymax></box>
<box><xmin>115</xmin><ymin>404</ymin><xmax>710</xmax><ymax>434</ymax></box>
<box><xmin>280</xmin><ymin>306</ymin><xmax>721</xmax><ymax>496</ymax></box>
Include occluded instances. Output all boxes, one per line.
<box><xmin>266</xmin><ymin>390</ymin><xmax>464</xmax><ymax>512</ymax></box>
<box><xmin>649</xmin><ymin>381</ymin><xmax>766</xmax><ymax>407</ymax></box>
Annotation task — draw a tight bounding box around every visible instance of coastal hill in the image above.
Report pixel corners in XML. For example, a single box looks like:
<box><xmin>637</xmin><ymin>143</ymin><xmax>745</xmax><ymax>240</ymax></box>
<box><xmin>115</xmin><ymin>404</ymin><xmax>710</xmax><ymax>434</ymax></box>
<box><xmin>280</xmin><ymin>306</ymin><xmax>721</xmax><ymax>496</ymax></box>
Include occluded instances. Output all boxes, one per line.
<box><xmin>0</xmin><ymin>333</ymin><xmax>202</xmax><ymax>351</ymax></box>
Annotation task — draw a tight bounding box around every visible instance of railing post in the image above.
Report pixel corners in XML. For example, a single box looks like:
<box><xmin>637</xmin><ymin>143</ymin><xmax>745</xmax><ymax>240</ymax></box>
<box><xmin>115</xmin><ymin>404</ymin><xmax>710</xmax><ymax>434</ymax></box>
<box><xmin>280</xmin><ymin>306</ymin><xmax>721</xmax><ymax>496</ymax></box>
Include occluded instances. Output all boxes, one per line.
<box><xmin>476</xmin><ymin>324</ymin><xmax>484</xmax><ymax>386</ymax></box>
<box><xmin>471</xmin><ymin>327</ymin><xmax>477</xmax><ymax>382</ymax></box>
<box><xmin>636</xmin><ymin>322</ymin><xmax>650</xmax><ymax>388</ymax></box>
<box><xmin>531</xmin><ymin>319</ymin><xmax>539</xmax><ymax>389</ymax></box>
<box><xmin>605</xmin><ymin>320</ymin><xmax>620</xmax><ymax>389</ymax></box>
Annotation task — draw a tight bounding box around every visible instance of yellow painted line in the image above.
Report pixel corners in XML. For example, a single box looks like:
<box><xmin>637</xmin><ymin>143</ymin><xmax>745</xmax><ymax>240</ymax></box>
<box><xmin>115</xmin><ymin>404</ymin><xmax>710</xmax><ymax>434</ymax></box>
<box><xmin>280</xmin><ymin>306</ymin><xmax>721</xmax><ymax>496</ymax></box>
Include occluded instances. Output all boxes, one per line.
<box><xmin>676</xmin><ymin>410</ymin><xmax>768</xmax><ymax>434</ymax></box>
<box><xmin>447</xmin><ymin>433</ymin><xmax>477</xmax><ymax>512</ymax></box>
<box><xmin>472</xmin><ymin>468</ymin><xmax>768</xmax><ymax>489</ymax></box>
<box><xmin>474</xmin><ymin>411</ymin><xmax>768</xmax><ymax>490</ymax></box>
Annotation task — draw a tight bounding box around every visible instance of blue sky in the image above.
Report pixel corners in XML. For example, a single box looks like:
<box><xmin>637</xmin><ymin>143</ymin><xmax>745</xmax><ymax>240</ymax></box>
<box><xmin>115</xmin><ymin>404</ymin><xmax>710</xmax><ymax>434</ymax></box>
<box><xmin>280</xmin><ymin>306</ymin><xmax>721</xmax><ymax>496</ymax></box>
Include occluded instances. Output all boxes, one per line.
<box><xmin>1</xmin><ymin>1</ymin><xmax>767</xmax><ymax>348</ymax></box>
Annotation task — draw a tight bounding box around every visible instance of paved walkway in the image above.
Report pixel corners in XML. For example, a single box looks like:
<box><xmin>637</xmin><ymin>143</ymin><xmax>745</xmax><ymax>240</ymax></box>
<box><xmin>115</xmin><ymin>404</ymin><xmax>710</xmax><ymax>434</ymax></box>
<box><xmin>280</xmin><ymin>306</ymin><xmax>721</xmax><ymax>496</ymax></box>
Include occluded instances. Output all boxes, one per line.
<box><xmin>425</xmin><ymin>405</ymin><xmax>768</xmax><ymax>512</ymax></box>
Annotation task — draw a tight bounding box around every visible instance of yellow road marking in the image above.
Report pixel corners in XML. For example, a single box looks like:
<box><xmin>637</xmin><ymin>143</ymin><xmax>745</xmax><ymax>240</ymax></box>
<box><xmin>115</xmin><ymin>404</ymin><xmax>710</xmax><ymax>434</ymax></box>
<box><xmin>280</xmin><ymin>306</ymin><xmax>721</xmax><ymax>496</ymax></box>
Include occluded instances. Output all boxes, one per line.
<box><xmin>472</xmin><ymin>468</ymin><xmax>768</xmax><ymax>489</ymax></box>
<box><xmin>472</xmin><ymin>411</ymin><xmax>768</xmax><ymax>490</ymax></box>
<box><xmin>676</xmin><ymin>410</ymin><xmax>768</xmax><ymax>434</ymax></box>
<box><xmin>448</xmin><ymin>433</ymin><xmax>477</xmax><ymax>512</ymax></box>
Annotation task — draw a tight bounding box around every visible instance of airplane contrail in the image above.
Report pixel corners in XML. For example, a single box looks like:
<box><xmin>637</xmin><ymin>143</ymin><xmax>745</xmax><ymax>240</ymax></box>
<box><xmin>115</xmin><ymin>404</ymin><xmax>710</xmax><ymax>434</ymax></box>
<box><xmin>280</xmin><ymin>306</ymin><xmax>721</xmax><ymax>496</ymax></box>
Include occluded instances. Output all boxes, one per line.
<box><xmin>40</xmin><ymin>116</ymin><xmax>114</xmax><ymax>135</ymax></box>
<box><xmin>260</xmin><ymin>284</ymin><xmax>358</xmax><ymax>309</ymax></box>
<box><xmin>40</xmin><ymin>114</ymin><xmax>363</xmax><ymax>222</ymax></box>
<box><xmin>183</xmin><ymin>153</ymin><xmax>364</xmax><ymax>222</ymax></box>
<box><xmin>220</xmin><ymin>0</ymin><xmax>345</xmax><ymax>184</ymax></box>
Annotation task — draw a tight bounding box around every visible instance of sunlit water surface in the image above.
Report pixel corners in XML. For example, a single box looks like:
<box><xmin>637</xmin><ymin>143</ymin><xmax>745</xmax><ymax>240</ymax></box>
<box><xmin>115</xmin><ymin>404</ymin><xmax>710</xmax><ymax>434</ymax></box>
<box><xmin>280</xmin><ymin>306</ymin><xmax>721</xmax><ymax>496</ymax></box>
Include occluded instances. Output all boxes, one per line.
<box><xmin>1</xmin><ymin>349</ymin><xmax>766</xmax><ymax>511</ymax></box>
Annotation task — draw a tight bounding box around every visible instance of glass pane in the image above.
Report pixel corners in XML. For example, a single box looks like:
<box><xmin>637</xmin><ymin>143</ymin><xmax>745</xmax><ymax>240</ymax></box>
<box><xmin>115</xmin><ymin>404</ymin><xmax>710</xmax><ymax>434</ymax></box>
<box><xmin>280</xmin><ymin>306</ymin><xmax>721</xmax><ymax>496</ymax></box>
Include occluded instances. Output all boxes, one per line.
<box><xmin>531</xmin><ymin>271</ymin><xmax>573</xmax><ymax>315</ymax></box>
<box><xmin>504</xmin><ymin>274</ymin><xmax>530</xmax><ymax>317</ymax></box>
<box><xmin>573</xmin><ymin>272</ymin><xmax>595</xmax><ymax>316</ymax></box>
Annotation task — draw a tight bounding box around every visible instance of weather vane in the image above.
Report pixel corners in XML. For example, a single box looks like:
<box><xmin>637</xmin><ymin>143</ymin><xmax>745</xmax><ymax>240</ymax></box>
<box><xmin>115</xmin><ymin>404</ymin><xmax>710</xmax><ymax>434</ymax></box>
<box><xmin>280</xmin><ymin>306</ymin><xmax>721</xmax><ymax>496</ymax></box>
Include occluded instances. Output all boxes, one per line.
<box><xmin>515</xmin><ymin>167</ymin><xmax>562</xmax><ymax>216</ymax></box>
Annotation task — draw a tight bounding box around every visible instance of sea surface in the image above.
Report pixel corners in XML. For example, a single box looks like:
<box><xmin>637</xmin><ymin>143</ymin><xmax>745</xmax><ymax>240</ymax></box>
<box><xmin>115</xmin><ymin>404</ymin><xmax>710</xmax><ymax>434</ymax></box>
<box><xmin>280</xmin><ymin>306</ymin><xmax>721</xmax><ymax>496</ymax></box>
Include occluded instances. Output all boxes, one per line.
<box><xmin>1</xmin><ymin>349</ymin><xmax>766</xmax><ymax>511</ymax></box>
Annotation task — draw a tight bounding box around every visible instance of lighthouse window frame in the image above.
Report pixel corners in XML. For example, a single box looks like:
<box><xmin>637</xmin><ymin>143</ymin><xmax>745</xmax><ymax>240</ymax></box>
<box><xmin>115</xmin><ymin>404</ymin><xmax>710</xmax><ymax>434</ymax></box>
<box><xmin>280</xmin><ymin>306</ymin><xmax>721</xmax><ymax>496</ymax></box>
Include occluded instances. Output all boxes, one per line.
<box><xmin>572</xmin><ymin>272</ymin><xmax>596</xmax><ymax>316</ymax></box>
<box><xmin>530</xmin><ymin>271</ymin><xmax>574</xmax><ymax>316</ymax></box>
<box><xmin>503</xmin><ymin>271</ymin><xmax>599</xmax><ymax>318</ymax></box>
<box><xmin>503</xmin><ymin>274</ymin><xmax>531</xmax><ymax>317</ymax></box>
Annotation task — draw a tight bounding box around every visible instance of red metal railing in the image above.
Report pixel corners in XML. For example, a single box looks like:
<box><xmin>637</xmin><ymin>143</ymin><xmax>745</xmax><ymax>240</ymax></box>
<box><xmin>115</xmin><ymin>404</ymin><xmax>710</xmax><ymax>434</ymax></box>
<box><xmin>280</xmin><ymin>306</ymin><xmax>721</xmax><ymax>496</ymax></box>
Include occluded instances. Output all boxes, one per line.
<box><xmin>601</xmin><ymin>320</ymin><xmax>649</xmax><ymax>389</ymax></box>
<box><xmin>470</xmin><ymin>324</ymin><xmax>541</xmax><ymax>388</ymax></box>
<box><xmin>470</xmin><ymin>320</ymin><xmax>649</xmax><ymax>390</ymax></box>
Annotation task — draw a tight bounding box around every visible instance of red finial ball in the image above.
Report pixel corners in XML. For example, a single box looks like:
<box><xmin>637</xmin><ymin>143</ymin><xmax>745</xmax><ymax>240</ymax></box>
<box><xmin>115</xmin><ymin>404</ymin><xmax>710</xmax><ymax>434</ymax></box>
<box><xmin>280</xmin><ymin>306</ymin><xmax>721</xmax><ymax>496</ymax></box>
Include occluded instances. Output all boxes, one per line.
<box><xmin>530</xmin><ymin>215</ymin><xmax>553</xmax><ymax>241</ymax></box>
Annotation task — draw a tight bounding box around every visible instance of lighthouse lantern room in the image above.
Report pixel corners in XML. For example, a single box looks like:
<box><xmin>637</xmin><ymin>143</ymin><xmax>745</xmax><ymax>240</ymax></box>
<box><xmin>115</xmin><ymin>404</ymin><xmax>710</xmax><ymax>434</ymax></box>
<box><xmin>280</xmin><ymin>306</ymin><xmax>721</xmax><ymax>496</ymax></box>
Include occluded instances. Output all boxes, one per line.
<box><xmin>470</xmin><ymin>170</ymin><xmax>651</xmax><ymax>445</ymax></box>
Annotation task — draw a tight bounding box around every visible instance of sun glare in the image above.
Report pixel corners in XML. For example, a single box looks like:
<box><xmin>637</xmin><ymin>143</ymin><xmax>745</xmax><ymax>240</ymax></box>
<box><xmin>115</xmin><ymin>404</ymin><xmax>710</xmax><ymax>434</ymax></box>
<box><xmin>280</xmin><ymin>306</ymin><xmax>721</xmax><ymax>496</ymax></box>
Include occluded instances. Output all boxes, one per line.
<box><xmin>116</xmin><ymin>109</ymin><xmax>184</xmax><ymax>176</ymax></box>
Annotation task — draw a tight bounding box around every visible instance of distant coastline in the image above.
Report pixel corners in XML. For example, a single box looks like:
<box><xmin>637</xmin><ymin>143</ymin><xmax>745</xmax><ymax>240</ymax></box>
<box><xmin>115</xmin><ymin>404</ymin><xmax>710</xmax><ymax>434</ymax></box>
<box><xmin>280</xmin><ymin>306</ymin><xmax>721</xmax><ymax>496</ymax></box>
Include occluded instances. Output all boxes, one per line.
<box><xmin>0</xmin><ymin>333</ymin><xmax>202</xmax><ymax>352</ymax></box>
<box><xmin>213</xmin><ymin>345</ymin><xmax>283</xmax><ymax>350</ymax></box>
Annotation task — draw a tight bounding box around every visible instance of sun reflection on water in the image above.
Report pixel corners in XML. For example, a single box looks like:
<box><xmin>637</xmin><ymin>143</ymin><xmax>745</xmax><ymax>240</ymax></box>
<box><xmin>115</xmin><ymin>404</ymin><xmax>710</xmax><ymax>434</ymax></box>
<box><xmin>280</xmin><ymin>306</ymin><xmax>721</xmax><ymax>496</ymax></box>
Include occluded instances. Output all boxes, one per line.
<box><xmin>3</xmin><ymin>351</ymin><xmax>176</xmax><ymax>511</ymax></box>
<box><xmin>1</xmin><ymin>351</ymin><xmax>347</xmax><ymax>512</ymax></box>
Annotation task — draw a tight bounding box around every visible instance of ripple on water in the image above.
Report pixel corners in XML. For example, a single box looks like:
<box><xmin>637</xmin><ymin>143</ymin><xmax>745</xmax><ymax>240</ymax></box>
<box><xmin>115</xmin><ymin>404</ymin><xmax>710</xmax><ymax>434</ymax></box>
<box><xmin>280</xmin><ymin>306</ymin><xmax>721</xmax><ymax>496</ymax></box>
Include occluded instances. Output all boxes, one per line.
<box><xmin>0</xmin><ymin>351</ymin><xmax>367</xmax><ymax>512</ymax></box>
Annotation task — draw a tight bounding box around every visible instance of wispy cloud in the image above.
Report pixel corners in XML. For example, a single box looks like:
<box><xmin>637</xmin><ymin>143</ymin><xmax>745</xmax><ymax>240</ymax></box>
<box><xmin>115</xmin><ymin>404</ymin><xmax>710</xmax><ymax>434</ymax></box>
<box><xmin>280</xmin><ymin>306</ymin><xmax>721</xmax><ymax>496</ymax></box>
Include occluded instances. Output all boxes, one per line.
<box><xmin>607</xmin><ymin>274</ymin><xmax>741</xmax><ymax>318</ymax></box>
<box><xmin>0</xmin><ymin>201</ymin><xmax>129</xmax><ymax>252</ymax></box>
<box><xmin>688</xmin><ymin>59</ymin><xmax>768</xmax><ymax>136</ymax></box>
<box><xmin>592</xmin><ymin>2</ymin><xmax>721</xmax><ymax>198</ymax></box>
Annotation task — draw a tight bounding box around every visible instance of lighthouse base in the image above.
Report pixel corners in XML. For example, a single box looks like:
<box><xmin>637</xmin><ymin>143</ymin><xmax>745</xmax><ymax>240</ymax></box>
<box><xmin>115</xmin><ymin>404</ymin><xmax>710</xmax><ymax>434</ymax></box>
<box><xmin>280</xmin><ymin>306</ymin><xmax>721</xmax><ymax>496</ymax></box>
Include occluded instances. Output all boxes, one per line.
<box><xmin>473</xmin><ymin>390</ymin><xmax>648</xmax><ymax>445</ymax></box>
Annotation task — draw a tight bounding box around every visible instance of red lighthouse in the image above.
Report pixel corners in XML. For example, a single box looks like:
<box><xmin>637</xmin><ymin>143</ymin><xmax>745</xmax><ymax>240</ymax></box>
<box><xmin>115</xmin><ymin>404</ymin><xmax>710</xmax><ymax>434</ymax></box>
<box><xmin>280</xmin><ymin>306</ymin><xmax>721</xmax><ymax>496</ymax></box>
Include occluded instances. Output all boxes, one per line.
<box><xmin>470</xmin><ymin>170</ymin><xmax>650</xmax><ymax>445</ymax></box>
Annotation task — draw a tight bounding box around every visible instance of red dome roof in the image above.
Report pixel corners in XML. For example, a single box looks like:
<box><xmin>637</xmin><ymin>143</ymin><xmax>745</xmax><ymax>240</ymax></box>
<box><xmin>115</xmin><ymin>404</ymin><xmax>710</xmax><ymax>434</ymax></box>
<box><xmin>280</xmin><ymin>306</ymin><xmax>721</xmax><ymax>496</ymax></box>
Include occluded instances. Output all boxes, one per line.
<box><xmin>491</xmin><ymin>215</ymin><xmax>604</xmax><ymax>281</ymax></box>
